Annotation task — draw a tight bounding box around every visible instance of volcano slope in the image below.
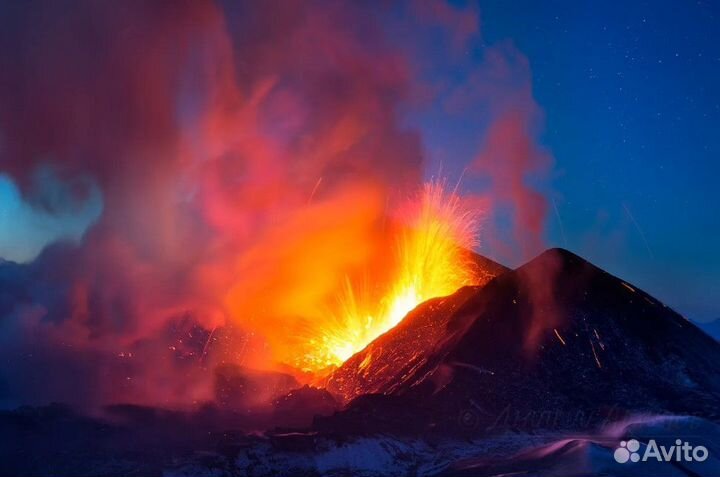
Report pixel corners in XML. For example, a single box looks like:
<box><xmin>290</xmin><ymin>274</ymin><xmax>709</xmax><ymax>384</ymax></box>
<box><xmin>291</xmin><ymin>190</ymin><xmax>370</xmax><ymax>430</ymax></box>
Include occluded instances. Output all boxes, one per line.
<box><xmin>325</xmin><ymin>251</ymin><xmax>508</xmax><ymax>401</ymax></box>
<box><xmin>319</xmin><ymin>248</ymin><xmax>720</xmax><ymax>435</ymax></box>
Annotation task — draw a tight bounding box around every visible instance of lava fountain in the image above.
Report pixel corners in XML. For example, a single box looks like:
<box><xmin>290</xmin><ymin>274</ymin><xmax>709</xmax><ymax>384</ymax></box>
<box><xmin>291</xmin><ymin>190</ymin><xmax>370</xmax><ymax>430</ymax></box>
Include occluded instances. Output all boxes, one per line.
<box><xmin>295</xmin><ymin>180</ymin><xmax>483</xmax><ymax>372</ymax></box>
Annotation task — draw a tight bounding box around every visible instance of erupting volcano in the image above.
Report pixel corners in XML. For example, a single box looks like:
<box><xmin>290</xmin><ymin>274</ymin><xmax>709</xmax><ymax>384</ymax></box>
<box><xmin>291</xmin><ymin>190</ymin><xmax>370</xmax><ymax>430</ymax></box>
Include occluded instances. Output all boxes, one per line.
<box><xmin>290</xmin><ymin>180</ymin><xmax>486</xmax><ymax>371</ymax></box>
<box><xmin>1</xmin><ymin>1</ymin><xmax>718</xmax><ymax>476</ymax></box>
<box><xmin>217</xmin><ymin>177</ymin><xmax>492</xmax><ymax>375</ymax></box>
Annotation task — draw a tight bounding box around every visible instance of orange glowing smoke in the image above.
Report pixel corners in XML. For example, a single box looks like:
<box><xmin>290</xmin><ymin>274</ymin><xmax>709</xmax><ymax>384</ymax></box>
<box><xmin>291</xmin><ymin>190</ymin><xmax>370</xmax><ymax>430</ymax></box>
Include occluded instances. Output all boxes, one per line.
<box><xmin>293</xmin><ymin>180</ymin><xmax>481</xmax><ymax>371</ymax></box>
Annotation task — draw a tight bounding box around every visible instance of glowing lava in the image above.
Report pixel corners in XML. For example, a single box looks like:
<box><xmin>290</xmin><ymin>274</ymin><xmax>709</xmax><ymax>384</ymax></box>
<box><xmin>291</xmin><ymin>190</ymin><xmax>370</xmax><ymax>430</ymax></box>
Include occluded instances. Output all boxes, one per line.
<box><xmin>298</xmin><ymin>180</ymin><xmax>481</xmax><ymax>371</ymax></box>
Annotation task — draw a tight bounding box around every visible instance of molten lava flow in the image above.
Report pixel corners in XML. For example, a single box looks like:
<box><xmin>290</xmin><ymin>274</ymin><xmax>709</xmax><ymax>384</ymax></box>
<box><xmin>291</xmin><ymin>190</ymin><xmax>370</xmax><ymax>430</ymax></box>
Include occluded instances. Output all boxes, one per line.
<box><xmin>297</xmin><ymin>180</ymin><xmax>481</xmax><ymax>371</ymax></box>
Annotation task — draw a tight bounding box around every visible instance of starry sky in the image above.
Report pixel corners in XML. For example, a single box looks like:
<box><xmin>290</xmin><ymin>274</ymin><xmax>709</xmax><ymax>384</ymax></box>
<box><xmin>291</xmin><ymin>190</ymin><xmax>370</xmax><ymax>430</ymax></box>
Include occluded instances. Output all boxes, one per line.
<box><xmin>520</xmin><ymin>0</ymin><xmax>720</xmax><ymax>322</ymax></box>
<box><xmin>418</xmin><ymin>0</ymin><xmax>720</xmax><ymax>322</ymax></box>
<box><xmin>0</xmin><ymin>0</ymin><xmax>718</xmax><ymax>323</ymax></box>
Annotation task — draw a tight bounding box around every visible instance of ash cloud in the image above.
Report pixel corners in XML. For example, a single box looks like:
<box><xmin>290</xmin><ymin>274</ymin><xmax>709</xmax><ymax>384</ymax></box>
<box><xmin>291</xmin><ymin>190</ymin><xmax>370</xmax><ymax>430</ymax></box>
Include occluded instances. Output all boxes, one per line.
<box><xmin>0</xmin><ymin>0</ymin><xmax>553</xmax><ymax>408</ymax></box>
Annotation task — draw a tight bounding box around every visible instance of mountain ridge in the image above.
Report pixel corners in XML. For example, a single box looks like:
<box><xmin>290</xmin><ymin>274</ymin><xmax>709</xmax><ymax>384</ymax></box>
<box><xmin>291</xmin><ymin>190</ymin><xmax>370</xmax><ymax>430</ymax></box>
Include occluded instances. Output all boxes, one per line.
<box><xmin>318</xmin><ymin>248</ymin><xmax>720</xmax><ymax>435</ymax></box>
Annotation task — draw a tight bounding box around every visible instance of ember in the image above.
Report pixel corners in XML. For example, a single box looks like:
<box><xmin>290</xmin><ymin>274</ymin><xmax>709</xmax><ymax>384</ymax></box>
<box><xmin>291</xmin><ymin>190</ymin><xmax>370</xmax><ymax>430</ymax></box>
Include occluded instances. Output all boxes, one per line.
<box><xmin>295</xmin><ymin>180</ymin><xmax>483</xmax><ymax>371</ymax></box>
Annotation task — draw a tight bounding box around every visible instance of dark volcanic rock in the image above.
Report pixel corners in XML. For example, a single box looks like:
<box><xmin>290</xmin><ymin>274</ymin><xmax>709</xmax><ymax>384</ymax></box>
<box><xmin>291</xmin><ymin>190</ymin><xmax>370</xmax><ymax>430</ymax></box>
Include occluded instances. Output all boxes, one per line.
<box><xmin>272</xmin><ymin>385</ymin><xmax>339</xmax><ymax>428</ymax></box>
<box><xmin>215</xmin><ymin>364</ymin><xmax>299</xmax><ymax>410</ymax></box>
<box><xmin>326</xmin><ymin>286</ymin><xmax>480</xmax><ymax>401</ymax></box>
<box><xmin>319</xmin><ymin>248</ymin><xmax>720</xmax><ymax>436</ymax></box>
<box><xmin>325</xmin><ymin>252</ymin><xmax>509</xmax><ymax>401</ymax></box>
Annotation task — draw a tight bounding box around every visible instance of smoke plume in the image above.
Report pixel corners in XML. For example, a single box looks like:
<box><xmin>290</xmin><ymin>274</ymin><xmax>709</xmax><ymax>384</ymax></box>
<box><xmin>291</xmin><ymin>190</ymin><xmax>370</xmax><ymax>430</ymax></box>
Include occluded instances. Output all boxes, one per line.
<box><xmin>0</xmin><ymin>0</ymin><xmax>551</xmax><ymax>408</ymax></box>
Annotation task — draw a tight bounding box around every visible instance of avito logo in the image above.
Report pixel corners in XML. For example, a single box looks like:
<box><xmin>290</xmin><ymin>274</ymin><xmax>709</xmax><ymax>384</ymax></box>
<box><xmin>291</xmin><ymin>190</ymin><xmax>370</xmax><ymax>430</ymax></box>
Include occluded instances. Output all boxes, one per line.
<box><xmin>614</xmin><ymin>439</ymin><xmax>709</xmax><ymax>464</ymax></box>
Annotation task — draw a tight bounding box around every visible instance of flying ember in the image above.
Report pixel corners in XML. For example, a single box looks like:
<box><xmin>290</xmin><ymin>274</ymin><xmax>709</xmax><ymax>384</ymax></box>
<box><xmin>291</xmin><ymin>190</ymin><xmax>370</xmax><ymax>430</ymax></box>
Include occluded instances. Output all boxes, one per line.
<box><xmin>297</xmin><ymin>180</ymin><xmax>482</xmax><ymax>371</ymax></box>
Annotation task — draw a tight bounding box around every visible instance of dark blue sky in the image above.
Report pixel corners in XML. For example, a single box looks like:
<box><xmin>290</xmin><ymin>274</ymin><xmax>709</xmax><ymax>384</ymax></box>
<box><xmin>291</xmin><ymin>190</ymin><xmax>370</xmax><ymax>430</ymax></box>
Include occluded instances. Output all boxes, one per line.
<box><xmin>413</xmin><ymin>0</ymin><xmax>720</xmax><ymax>322</ymax></box>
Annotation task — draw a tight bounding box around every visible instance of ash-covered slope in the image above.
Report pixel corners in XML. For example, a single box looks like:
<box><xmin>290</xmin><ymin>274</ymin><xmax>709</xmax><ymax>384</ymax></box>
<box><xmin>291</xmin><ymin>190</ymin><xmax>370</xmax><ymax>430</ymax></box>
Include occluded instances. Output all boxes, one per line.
<box><xmin>319</xmin><ymin>248</ymin><xmax>720</xmax><ymax>435</ymax></box>
<box><xmin>326</xmin><ymin>251</ymin><xmax>508</xmax><ymax>401</ymax></box>
<box><xmin>326</xmin><ymin>286</ymin><xmax>479</xmax><ymax>400</ymax></box>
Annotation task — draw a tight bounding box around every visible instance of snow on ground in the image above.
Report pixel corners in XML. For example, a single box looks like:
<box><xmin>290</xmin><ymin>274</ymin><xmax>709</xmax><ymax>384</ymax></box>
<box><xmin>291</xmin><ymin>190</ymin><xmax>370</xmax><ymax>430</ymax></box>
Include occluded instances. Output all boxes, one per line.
<box><xmin>165</xmin><ymin>416</ymin><xmax>720</xmax><ymax>477</ymax></box>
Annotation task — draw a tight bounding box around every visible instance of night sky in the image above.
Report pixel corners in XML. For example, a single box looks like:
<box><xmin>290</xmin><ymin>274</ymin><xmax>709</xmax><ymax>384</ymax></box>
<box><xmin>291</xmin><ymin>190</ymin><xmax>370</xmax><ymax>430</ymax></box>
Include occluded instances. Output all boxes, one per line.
<box><xmin>0</xmin><ymin>0</ymin><xmax>718</xmax><ymax>323</ymax></box>
<box><xmin>416</xmin><ymin>0</ymin><xmax>720</xmax><ymax>322</ymax></box>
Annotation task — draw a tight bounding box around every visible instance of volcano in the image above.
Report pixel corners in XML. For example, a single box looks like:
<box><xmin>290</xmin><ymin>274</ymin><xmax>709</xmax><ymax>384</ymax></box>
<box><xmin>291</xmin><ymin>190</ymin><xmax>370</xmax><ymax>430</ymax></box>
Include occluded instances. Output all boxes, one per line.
<box><xmin>319</xmin><ymin>248</ymin><xmax>720</xmax><ymax>435</ymax></box>
<box><xmin>3</xmin><ymin>248</ymin><xmax>720</xmax><ymax>477</ymax></box>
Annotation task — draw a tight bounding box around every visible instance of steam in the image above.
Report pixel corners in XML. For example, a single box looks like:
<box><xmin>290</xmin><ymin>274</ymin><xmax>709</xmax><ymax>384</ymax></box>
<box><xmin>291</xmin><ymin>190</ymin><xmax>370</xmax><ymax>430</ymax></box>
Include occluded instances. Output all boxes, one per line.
<box><xmin>0</xmin><ymin>0</ymin><xmax>552</xmax><ymax>408</ymax></box>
